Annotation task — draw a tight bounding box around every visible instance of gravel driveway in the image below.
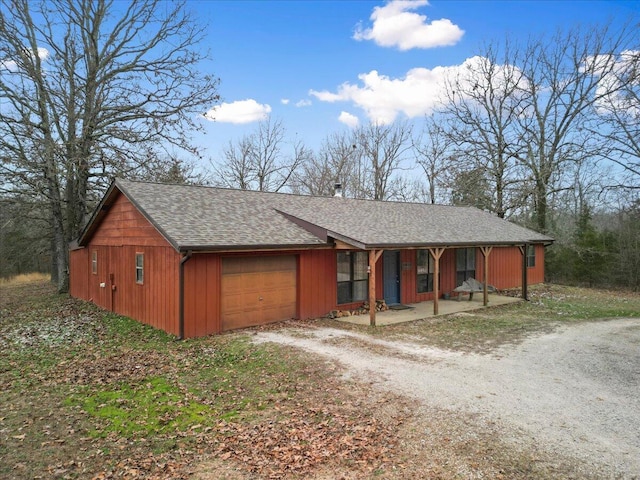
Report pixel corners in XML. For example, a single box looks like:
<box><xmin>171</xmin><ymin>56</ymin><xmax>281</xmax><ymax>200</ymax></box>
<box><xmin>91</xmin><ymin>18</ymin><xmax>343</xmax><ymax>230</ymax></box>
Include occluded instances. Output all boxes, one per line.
<box><xmin>254</xmin><ymin>318</ymin><xmax>640</xmax><ymax>478</ymax></box>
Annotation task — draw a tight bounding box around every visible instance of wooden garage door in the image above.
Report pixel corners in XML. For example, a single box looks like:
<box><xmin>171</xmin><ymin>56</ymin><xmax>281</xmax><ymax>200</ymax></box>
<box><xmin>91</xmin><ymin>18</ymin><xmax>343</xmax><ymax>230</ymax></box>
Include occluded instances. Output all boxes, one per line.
<box><xmin>221</xmin><ymin>256</ymin><xmax>297</xmax><ymax>331</ymax></box>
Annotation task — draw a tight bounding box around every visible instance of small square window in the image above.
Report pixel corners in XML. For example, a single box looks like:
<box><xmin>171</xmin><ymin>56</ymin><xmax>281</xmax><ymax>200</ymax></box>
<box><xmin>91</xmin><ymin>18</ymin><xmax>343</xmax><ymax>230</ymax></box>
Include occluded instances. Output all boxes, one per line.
<box><xmin>91</xmin><ymin>251</ymin><xmax>97</xmax><ymax>275</ymax></box>
<box><xmin>135</xmin><ymin>253</ymin><xmax>144</xmax><ymax>284</ymax></box>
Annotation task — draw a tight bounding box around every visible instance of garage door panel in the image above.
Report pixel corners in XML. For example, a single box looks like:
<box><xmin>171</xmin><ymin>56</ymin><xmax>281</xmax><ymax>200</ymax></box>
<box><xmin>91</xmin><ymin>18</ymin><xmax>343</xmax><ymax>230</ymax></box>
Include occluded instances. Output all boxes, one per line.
<box><xmin>221</xmin><ymin>256</ymin><xmax>297</xmax><ymax>331</ymax></box>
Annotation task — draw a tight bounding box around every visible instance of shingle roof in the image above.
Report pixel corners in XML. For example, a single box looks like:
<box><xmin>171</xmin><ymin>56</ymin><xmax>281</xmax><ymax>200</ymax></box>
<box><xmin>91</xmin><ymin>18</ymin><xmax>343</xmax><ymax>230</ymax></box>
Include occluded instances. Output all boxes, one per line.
<box><xmin>79</xmin><ymin>178</ymin><xmax>553</xmax><ymax>251</ymax></box>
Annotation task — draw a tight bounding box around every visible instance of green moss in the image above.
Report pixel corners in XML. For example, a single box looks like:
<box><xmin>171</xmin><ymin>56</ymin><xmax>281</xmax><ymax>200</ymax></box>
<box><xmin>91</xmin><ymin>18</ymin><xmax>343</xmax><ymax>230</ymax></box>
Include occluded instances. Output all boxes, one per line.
<box><xmin>67</xmin><ymin>376</ymin><xmax>218</xmax><ymax>438</ymax></box>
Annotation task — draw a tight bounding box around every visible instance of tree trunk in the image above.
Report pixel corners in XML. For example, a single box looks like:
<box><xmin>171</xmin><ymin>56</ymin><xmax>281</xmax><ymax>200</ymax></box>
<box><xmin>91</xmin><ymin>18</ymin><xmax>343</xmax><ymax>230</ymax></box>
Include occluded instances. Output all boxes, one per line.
<box><xmin>536</xmin><ymin>180</ymin><xmax>548</xmax><ymax>233</ymax></box>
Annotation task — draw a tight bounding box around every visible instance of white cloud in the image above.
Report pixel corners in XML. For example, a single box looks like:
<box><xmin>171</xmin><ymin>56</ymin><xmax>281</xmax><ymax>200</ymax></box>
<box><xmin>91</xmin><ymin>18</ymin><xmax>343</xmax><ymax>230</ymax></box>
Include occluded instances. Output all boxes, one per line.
<box><xmin>310</xmin><ymin>65</ymin><xmax>452</xmax><ymax>124</ymax></box>
<box><xmin>353</xmin><ymin>0</ymin><xmax>464</xmax><ymax>51</ymax></box>
<box><xmin>204</xmin><ymin>99</ymin><xmax>271</xmax><ymax>124</ymax></box>
<box><xmin>1</xmin><ymin>47</ymin><xmax>49</xmax><ymax>71</ymax></box>
<box><xmin>281</xmin><ymin>98</ymin><xmax>290</xmax><ymax>105</ymax></box>
<box><xmin>338</xmin><ymin>111</ymin><xmax>360</xmax><ymax>128</ymax></box>
<box><xmin>295</xmin><ymin>99</ymin><xmax>312</xmax><ymax>107</ymax></box>
<box><xmin>310</xmin><ymin>57</ymin><xmax>521</xmax><ymax>124</ymax></box>
<box><xmin>589</xmin><ymin>50</ymin><xmax>640</xmax><ymax>115</ymax></box>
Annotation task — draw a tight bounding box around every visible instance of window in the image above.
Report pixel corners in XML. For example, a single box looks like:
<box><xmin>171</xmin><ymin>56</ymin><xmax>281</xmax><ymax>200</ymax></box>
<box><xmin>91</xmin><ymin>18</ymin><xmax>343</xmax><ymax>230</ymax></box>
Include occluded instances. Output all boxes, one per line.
<box><xmin>456</xmin><ymin>248</ymin><xmax>476</xmax><ymax>285</ymax></box>
<box><xmin>135</xmin><ymin>253</ymin><xmax>144</xmax><ymax>284</ymax></box>
<box><xmin>526</xmin><ymin>244</ymin><xmax>536</xmax><ymax>267</ymax></box>
<box><xmin>416</xmin><ymin>250</ymin><xmax>434</xmax><ymax>293</ymax></box>
<box><xmin>91</xmin><ymin>251</ymin><xmax>97</xmax><ymax>275</ymax></box>
<box><xmin>337</xmin><ymin>251</ymin><xmax>368</xmax><ymax>304</ymax></box>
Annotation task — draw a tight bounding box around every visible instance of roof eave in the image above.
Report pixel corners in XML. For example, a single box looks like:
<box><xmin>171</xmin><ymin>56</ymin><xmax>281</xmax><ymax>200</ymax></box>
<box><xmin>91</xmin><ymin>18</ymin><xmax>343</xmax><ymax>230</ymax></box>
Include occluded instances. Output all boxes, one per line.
<box><xmin>361</xmin><ymin>239</ymin><xmax>554</xmax><ymax>249</ymax></box>
<box><xmin>176</xmin><ymin>242</ymin><xmax>329</xmax><ymax>253</ymax></box>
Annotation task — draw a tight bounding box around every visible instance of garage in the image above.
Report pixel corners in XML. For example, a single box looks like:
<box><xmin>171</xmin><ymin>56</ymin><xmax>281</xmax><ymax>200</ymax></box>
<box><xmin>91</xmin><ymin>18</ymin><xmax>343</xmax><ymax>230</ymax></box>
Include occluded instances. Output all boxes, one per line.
<box><xmin>221</xmin><ymin>255</ymin><xmax>297</xmax><ymax>331</ymax></box>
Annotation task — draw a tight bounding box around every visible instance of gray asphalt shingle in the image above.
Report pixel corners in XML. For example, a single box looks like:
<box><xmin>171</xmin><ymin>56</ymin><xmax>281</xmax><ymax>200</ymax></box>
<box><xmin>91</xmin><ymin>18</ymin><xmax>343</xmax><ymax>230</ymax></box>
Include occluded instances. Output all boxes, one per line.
<box><xmin>113</xmin><ymin>179</ymin><xmax>552</xmax><ymax>250</ymax></box>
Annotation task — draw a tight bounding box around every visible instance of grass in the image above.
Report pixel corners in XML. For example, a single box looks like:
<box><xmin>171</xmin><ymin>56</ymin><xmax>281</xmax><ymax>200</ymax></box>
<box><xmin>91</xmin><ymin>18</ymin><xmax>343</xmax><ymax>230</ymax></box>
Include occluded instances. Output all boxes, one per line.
<box><xmin>0</xmin><ymin>272</ymin><xmax>50</xmax><ymax>285</ymax></box>
<box><xmin>1</xmin><ymin>276</ymin><xmax>638</xmax><ymax>479</ymax></box>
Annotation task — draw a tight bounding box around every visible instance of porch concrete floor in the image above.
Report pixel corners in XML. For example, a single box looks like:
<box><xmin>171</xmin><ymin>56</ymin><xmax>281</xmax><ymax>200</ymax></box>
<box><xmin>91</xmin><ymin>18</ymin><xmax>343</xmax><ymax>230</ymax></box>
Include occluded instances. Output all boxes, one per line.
<box><xmin>338</xmin><ymin>294</ymin><xmax>523</xmax><ymax>326</ymax></box>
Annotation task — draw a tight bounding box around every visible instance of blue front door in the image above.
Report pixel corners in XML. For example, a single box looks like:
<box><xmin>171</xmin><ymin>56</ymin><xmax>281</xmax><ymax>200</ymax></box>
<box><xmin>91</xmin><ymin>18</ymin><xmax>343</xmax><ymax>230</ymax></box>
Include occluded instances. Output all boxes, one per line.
<box><xmin>383</xmin><ymin>250</ymin><xmax>400</xmax><ymax>304</ymax></box>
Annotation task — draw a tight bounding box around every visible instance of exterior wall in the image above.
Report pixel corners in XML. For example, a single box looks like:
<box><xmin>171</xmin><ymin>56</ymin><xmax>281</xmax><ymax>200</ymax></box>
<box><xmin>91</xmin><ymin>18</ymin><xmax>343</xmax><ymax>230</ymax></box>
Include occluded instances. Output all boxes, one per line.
<box><xmin>69</xmin><ymin>248</ymin><xmax>89</xmax><ymax>300</ymax></box>
<box><xmin>477</xmin><ymin>244</ymin><xmax>545</xmax><ymax>289</ymax></box>
<box><xmin>298</xmin><ymin>249</ymin><xmax>338</xmax><ymax>319</ymax></box>
<box><xmin>398</xmin><ymin>245</ymin><xmax>546</xmax><ymax>304</ymax></box>
<box><xmin>182</xmin><ymin>249</ymin><xmax>340</xmax><ymax>337</ymax></box>
<box><xmin>69</xmin><ymin>193</ymin><xmax>181</xmax><ymax>335</ymax></box>
<box><xmin>183</xmin><ymin>253</ymin><xmax>222</xmax><ymax>338</ymax></box>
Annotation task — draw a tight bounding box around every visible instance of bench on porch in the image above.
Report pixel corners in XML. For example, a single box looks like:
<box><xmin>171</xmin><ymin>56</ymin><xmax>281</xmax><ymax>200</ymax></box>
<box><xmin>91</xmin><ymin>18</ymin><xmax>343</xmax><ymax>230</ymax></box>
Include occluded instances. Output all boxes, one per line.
<box><xmin>453</xmin><ymin>278</ymin><xmax>497</xmax><ymax>301</ymax></box>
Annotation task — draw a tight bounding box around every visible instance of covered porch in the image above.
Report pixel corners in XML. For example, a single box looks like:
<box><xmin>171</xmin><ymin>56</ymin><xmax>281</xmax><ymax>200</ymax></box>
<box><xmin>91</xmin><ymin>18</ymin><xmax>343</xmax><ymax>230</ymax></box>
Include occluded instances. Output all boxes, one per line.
<box><xmin>360</xmin><ymin>243</ymin><xmax>532</xmax><ymax>327</ymax></box>
<box><xmin>337</xmin><ymin>294</ymin><xmax>522</xmax><ymax>326</ymax></box>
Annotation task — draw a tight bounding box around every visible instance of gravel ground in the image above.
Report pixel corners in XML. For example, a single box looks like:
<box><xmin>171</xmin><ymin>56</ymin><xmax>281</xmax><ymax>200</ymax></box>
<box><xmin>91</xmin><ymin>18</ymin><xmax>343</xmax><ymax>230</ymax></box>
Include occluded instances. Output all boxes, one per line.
<box><xmin>254</xmin><ymin>318</ymin><xmax>640</xmax><ymax>479</ymax></box>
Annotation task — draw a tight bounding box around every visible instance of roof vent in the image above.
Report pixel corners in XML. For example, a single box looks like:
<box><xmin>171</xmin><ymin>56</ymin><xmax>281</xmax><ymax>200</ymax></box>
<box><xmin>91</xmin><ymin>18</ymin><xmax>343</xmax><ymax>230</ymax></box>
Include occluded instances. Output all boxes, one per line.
<box><xmin>334</xmin><ymin>182</ymin><xmax>343</xmax><ymax>198</ymax></box>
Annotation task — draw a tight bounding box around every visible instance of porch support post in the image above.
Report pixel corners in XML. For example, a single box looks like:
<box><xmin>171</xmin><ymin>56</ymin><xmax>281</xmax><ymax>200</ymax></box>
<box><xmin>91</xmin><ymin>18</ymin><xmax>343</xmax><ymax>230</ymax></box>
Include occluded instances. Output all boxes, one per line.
<box><xmin>480</xmin><ymin>246</ymin><xmax>493</xmax><ymax>306</ymax></box>
<box><xmin>368</xmin><ymin>249</ymin><xmax>384</xmax><ymax>326</ymax></box>
<box><xmin>518</xmin><ymin>244</ymin><xmax>529</xmax><ymax>301</ymax></box>
<box><xmin>428</xmin><ymin>247</ymin><xmax>445</xmax><ymax>315</ymax></box>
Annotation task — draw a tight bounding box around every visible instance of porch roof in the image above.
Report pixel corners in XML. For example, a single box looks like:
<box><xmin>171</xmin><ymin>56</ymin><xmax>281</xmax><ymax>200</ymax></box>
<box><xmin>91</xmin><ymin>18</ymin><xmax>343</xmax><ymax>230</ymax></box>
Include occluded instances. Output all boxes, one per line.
<box><xmin>77</xmin><ymin>179</ymin><xmax>553</xmax><ymax>251</ymax></box>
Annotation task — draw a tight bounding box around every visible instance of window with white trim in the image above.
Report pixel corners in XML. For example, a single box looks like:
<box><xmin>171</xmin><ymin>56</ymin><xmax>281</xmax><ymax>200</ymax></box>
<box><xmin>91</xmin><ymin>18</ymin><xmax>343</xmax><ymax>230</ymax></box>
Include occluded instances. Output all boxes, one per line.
<box><xmin>135</xmin><ymin>253</ymin><xmax>144</xmax><ymax>284</ymax></box>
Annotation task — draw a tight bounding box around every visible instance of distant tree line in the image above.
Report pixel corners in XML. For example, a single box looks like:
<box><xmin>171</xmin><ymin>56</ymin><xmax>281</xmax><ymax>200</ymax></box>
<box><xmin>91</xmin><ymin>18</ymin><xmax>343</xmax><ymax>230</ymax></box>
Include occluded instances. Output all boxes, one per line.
<box><xmin>1</xmin><ymin>2</ymin><xmax>638</xmax><ymax>291</ymax></box>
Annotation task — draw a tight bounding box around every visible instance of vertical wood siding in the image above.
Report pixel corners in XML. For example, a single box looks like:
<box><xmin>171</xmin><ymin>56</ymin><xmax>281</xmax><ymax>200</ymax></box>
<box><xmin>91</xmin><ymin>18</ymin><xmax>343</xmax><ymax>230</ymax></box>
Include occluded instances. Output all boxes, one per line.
<box><xmin>298</xmin><ymin>249</ymin><xmax>336</xmax><ymax>319</ymax></box>
<box><xmin>182</xmin><ymin>253</ymin><xmax>221</xmax><ymax>337</ymax></box>
<box><xmin>69</xmin><ymin>248</ymin><xmax>89</xmax><ymax>300</ymax></box>
<box><xmin>477</xmin><ymin>245</ymin><xmax>545</xmax><ymax>289</ymax></box>
<box><xmin>69</xmin><ymin>193</ymin><xmax>180</xmax><ymax>335</ymax></box>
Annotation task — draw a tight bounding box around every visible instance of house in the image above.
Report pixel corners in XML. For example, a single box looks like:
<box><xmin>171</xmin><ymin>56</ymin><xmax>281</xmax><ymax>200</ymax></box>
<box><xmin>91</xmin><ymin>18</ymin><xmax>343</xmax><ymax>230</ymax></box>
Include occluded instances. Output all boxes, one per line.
<box><xmin>69</xmin><ymin>179</ymin><xmax>553</xmax><ymax>338</ymax></box>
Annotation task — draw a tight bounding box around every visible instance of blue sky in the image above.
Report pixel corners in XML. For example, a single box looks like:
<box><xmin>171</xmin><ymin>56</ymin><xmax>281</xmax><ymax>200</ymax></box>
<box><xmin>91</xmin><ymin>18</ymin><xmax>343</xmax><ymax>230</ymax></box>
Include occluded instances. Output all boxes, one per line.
<box><xmin>193</xmin><ymin>0</ymin><xmax>639</xmax><ymax>161</ymax></box>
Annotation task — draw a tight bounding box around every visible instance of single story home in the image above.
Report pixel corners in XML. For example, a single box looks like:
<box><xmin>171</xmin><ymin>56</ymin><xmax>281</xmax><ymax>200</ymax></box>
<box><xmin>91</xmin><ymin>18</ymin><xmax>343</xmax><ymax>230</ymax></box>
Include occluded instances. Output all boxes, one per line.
<box><xmin>69</xmin><ymin>179</ymin><xmax>553</xmax><ymax>338</ymax></box>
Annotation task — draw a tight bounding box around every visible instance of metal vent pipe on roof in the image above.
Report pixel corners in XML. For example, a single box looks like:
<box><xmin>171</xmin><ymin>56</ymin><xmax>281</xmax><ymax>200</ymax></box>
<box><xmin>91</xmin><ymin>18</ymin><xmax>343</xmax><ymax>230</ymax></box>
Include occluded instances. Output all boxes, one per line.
<box><xmin>334</xmin><ymin>182</ymin><xmax>343</xmax><ymax>197</ymax></box>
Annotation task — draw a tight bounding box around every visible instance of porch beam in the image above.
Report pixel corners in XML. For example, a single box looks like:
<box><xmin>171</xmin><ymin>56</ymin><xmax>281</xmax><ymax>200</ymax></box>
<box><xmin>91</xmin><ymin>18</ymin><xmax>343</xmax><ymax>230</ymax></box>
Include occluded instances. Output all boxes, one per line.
<box><xmin>428</xmin><ymin>247</ymin><xmax>446</xmax><ymax>315</ymax></box>
<box><xmin>480</xmin><ymin>246</ymin><xmax>493</xmax><ymax>306</ymax></box>
<box><xmin>368</xmin><ymin>249</ymin><xmax>382</xmax><ymax>326</ymax></box>
<box><xmin>518</xmin><ymin>244</ymin><xmax>529</xmax><ymax>301</ymax></box>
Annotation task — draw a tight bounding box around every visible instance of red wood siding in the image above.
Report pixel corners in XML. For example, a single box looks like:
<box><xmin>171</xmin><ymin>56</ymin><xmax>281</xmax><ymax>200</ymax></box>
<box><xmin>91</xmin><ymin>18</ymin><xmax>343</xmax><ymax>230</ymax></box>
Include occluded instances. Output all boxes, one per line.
<box><xmin>298</xmin><ymin>249</ymin><xmax>336</xmax><ymax>319</ymax></box>
<box><xmin>91</xmin><ymin>193</ymin><xmax>170</xmax><ymax>247</ymax></box>
<box><xmin>182</xmin><ymin>253</ymin><xmax>221</xmax><ymax>337</ymax></box>
<box><xmin>477</xmin><ymin>245</ymin><xmax>545</xmax><ymax>289</ymax></box>
<box><xmin>182</xmin><ymin>249</ymin><xmax>339</xmax><ymax>335</ymax></box>
<box><xmin>69</xmin><ymin>248</ymin><xmax>89</xmax><ymax>300</ymax></box>
<box><xmin>69</xmin><ymin>194</ymin><xmax>181</xmax><ymax>335</ymax></box>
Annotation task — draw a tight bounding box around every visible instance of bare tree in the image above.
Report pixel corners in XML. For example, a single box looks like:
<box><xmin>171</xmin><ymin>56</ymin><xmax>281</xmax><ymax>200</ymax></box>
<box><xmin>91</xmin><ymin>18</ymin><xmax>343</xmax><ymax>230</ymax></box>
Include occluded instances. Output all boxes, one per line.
<box><xmin>412</xmin><ymin>116</ymin><xmax>455</xmax><ymax>204</ymax></box>
<box><xmin>134</xmin><ymin>155</ymin><xmax>211</xmax><ymax>185</ymax></box>
<box><xmin>0</xmin><ymin>0</ymin><xmax>220</xmax><ymax>291</ymax></box>
<box><xmin>215</xmin><ymin>137</ymin><xmax>256</xmax><ymax>190</ymax></box>
<box><xmin>514</xmin><ymin>24</ymin><xmax>638</xmax><ymax>232</ymax></box>
<box><xmin>354</xmin><ymin>121</ymin><xmax>412</xmax><ymax>200</ymax></box>
<box><xmin>212</xmin><ymin>117</ymin><xmax>308</xmax><ymax>192</ymax></box>
<box><xmin>441</xmin><ymin>44</ymin><xmax>528</xmax><ymax>218</ymax></box>
<box><xmin>591</xmin><ymin>49</ymin><xmax>640</xmax><ymax>190</ymax></box>
<box><xmin>291</xmin><ymin>131</ymin><xmax>357</xmax><ymax>196</ymax></box>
